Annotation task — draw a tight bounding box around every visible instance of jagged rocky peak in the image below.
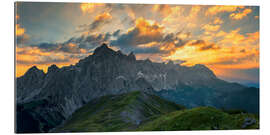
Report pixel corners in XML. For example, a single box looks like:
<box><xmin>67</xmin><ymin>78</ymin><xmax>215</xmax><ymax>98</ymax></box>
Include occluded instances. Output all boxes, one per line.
<box><xmin>193</xmin><ymin>64</ymin><xmax>209</xmax><ymax>70</ymax></box>
<box><xmin>192</xmin><ymin>64</ymin><xmax>216</xmax><ymax>78</ymax></box>
<box><xmin>47</xmin><ymin>64</ymin><xmax>59</xmax><ymax>73</ymax></box>
<box><xmin>144</xmin><ymin>58</ymin><xmax>152</xmax><ymax>63</ymax></box>
<box><xmin>167</xmin><ymin>60</ymin><xmax>174</xmax><ymax>65</ymax></box>
<box><xmin>24</xmin><ymin>66</ymin><xmax>45</xmax><ymax>77</ymax></box>
<box><xmin>127</xmin><ymin>51</ymin><xmax>136</xmax><ymax>61</ymax></box>
<box><xmin>93</xmin><ymin>43</ymin><xmax>116</xmax><ymax>57</ymax></box>
<box><xmin>27</xmin><ymin>65</ymin><xmax>39</xmax><ymax>72</ymax></box>
<box><xmin>116</xmin><ymin>50</ymin><xmax>123</xmax><ymax>55</ymax></box>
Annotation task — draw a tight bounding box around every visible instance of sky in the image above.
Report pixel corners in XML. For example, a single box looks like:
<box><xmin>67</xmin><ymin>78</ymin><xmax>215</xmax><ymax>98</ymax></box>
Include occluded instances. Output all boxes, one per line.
<box><xmin>15</xmin><ymin>2</ymin><xmax>260</xmax><ymax>87</ymax></box>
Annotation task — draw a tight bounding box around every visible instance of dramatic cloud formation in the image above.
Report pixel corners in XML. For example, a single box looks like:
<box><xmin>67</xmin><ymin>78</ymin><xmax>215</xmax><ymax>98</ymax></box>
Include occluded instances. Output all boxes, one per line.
<box><xmin>80</xmin><ymin>3</ymin><xmax>105</xmax><ymax>13</ymax></box>
<box><xmin>15</xmin><ymin>15</ymin><xmax>25</xmax><ymax>36</ymax></box>
<box><xmin>79</xmin><ymin>12</ymin><xmax>112</xmax><ymax>32</ymax></box>
<box><xmin>152</xmin><ymin>4</ymin><xmax>172</xmax><ymax>17</ymax></box>
<box><xmin>205</xmin><ymin>6</ymin><xmax>244</xmax><ymax>15</ymax></box>
<box><xmin>166</xmin><ymin>29</ymin><xmax>259</xmax><ymax>70</ymax></box>
<box><xmin>15</xmin><ymin>15</ymin><xmax>29</xmax><ymax>45</ymax></box>
<box><xmin>213</xmin><ymin>17</ymin><xmax>224</xmax><ymax>24</ymax></box>
<box><xmin>15</xmin><ymin>3</ymin><xmax>259</xmax><ymax>86</ymax></box>
<box><xmin>16</xmin><ymin>24</ymin><xmax>25</xmax><ymax>36</ymax></box>
<box><xmin>217</xmin><ymin>28</ymin><xmax>259</xmax><ymax>47</ymax></box>
<box><xmin>230</xmin><ymin>8</ymin><xmax>252</xmax><ymax>20</ymax></box>
<box><xmin>67</xmin><ymin>32</ymin><xmax>113</xmax><ymax>50</ymax></box>
<box><xmin>110</xmin><ymin>17</ymin><xmax>192</xmax><ymax>56</ymax></box>
<box><xmin>110</xmin><ymin>17</ymin><xmax>164</xmax><ymax>47</ymax></box>
<box><xmin>16</xmin><ymin>15</ymin><xmax>19</xmax><ymax>20</ymax></box>
<box><xmin>187</xmin><ymin>40</ymin><xmax>220</xmax><ymax>51</ymax></box>
<box><xmin>188</xmin><ymin>6</ymin><xmax>201</xmax><ymax>19</ymax></box>
<box><xmin>34</xmin><ymin>42</ymin><xmax>87</xmax><ymax>54</ymax></box>
<box><xmin>202</xmin><ymin>24</ymin><xmax>221</xmax><ymax>32</ymax></box>
<box><xmin>91</xmin><ymin>12</ymin><xmax>112</xmax><ymax>30</ymax></box>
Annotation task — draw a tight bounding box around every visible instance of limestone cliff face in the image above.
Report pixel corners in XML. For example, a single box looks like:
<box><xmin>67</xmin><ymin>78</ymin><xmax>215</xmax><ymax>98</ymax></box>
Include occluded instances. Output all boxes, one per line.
<box><xmin>16</xmin><ymin>66</ymin><xmax>45</xmax><ymax>102</ymax></box>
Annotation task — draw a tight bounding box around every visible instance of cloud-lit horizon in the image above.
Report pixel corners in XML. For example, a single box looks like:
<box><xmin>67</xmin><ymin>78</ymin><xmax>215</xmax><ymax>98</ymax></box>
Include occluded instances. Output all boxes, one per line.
<box><xmin>15</xmin><ymin>2</ymin><xmax>259</xmax><ymax>87</ymax></box>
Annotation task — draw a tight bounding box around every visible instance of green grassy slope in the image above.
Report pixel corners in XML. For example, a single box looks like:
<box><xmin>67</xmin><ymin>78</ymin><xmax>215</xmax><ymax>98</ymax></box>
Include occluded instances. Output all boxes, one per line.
<box><xmin>137</xmin><ymin>107</ymin><xmax>259</xmax><ymax>131</ymax></box>
<box><xmin>53</xmin><ymin>91</ymin><xmax>185</xmax><ymax>132</ymax></box>
<box><xmin>53</xmin><ymin>92</ymin><xmax>258</xmax><ymax>132</ymax></box>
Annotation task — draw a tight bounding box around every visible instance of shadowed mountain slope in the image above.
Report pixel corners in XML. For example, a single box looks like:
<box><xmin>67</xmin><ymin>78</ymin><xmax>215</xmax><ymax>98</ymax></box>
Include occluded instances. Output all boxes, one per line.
<box><xmin>52</xmin><ymin>91</ymin><xmax>185</xmax><ymax>132</ymax></box>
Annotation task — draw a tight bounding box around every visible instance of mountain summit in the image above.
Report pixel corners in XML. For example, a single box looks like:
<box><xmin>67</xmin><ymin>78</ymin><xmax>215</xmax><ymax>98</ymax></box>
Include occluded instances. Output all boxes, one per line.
<box><xmin>93</xmin><ymin>43</ymin><xmax>116</xmax><ymax>56</ymax></box>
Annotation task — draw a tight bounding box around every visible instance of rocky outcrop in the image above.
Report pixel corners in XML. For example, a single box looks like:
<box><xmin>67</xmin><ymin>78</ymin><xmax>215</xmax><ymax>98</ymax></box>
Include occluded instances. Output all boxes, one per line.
<box><xmin>127</xmin><ymin>52</ymin><xmax>136</xmax><ymax>61</ymax></box>
<box><xmin>242</xmin><ymin>117</ymin><xmax>257</xmax><ymax>128</ymax></box>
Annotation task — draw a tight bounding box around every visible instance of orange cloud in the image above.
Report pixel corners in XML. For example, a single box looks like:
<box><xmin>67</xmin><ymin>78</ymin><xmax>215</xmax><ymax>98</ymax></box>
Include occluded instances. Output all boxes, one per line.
<box><xmin>78</xmin><ymin>12</ymin><xmax>113</xmax><ymax>32</ymax></box>
<box><xmin>137</xmin><ymin>42</ymin><xmax>159</xmax><ymax>48</ymax></box>
<box><xmin>246</xmin><ymin>31</ymin><xmax>259</xmax><ymax>41</ymax></box>
<box><xmin>218</xmin><ymin>28</ymin><xmax>244</xmax><ymax>45</ymax></box>
<box><xmin>199</xmin><ymin>18</ymin><xmax>224</xmax><ymax>41</ymax></box>
<box><xmin>160</xmin><ymin>42</ymin><xmax>176</xmax><ymax>52</ymax></box>
<box><xmin>161</xmin><ymin>6</ymin><xmax>200</xmax><ymax>33</ymax></box>
<box><xmin>16</xmin><ymin>15</ymin><xmax>19</xmax><ymax>20</ymax></box>
<box><xmin>126</xmin><ymin>8</ymin><xmax>136</xmax><ymax>20</ymax></box>
<box><xmin>134</xmin><ymin>17</ymin><xmax>164</xmax><ymax>37</ymax></box>
<box><xmin>186</xmin><ymin>40</ymin><xmax>220</xmax><ymax>51</ymax></box>
<box><xmin>230</xmin><ymin>8</ymin><xmax>252</xmax><ymax>20</ymax></box>
<box><xmin>94</xmin><ymin>12</ymin><xmax>112</xmax><ymax>21</ymax></box>
<box><xmin>202</xmin><ymin>24</ymin><xmax>220</xmax><ymax>32</ymax></box>
<box><xmin>213</xmin><ymin>17</ymin><xmax>224</xmax><ymax>24</ymax></box>
<box><xmin>177</xmin><ymin>32</ymin><xmax>191</xmax><ymax>39</ymax></box>
<box><xmin>16</xmin><ymin>46</ymin><xmax>63</xmax><ymax>64</ymax></box>
<box><xmin>188</xmin><ymin>6</ymin><xmax>201</xmax><ymax>19</ymax></box>
<box><xmin>165</xmin><ymin>43</ymin><xmax>258</xmax><ymax>69</ymax></box>
<box><xmin>110</xmin><ymin>17</ymin><xmax>165</xmax><ymax>47</ymax></box>
<box><xmin>152</xmin><ymin>4</ymin><xmax>172</xmax><ymax>17</ymax></box>
<box><xmin>161</xmin><ymin>6</ymin><xmax>203</xmax><ymax>33</ymax></box>
<box><xmin>16</xmin><ymin>24</ymin><xmax>25</xmax><ymax>36</ymax></box>
<box><xmin>164</xmin><ymin>29</ymin><xmax>259</xmax><ymax>70</ymax></box>
<box><xmin>80</xmin><ymin>3</ymin><xmax>105</xmax><ymax>13</ymax></box>
<box><xmin>218</xmin><ymin>29</ymin><xmax>259</xmax><ymax>47</ymax></box>
<box><xmin>216</xmin><ymin>30</ymin><xmax>227</xmax><ymax>37</ymax></box>
<box><xmin>16</xmin><ymin>46</ymin><xmax>51</xmax><ymax>56</ymax></box>
<box><xmin>162</xmin><ymin>6</ymin><xmax>184</xmax><ymax>24</ymax></box>
<box><xmin>206</xmin><ymin>6</ymin><xmax>244</xmax><ymax>15</ymax></box>
<box><xmin>15</xmin><ymin>14</ymin><xmax>29</xmax><ymax>45</ymax></box>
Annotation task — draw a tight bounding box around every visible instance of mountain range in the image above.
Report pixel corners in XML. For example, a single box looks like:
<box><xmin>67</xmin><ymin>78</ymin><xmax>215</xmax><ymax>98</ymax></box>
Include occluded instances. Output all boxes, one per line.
<box><xmin>16</xmin><ymin>43</ymin><xmax>259</xmax><ymax>133</ymax></box>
